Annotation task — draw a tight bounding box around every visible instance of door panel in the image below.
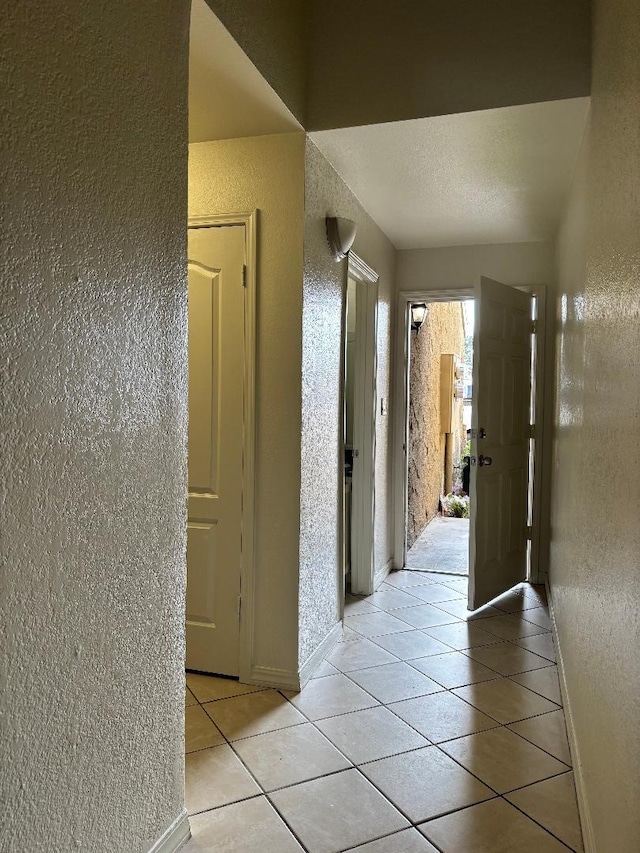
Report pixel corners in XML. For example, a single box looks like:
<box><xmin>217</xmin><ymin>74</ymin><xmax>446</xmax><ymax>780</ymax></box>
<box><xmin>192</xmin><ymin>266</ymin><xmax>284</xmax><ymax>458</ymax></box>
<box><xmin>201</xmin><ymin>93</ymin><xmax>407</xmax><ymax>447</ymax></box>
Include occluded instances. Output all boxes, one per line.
<box><xmin>469</xmin><ymin>277</ymin><xmax>532</xmax><ymax>609</ymax></box>
<box><xmin>186</xmin><ymin>224</ymin><xmax>245</xmax><ymax>675</ymax></box>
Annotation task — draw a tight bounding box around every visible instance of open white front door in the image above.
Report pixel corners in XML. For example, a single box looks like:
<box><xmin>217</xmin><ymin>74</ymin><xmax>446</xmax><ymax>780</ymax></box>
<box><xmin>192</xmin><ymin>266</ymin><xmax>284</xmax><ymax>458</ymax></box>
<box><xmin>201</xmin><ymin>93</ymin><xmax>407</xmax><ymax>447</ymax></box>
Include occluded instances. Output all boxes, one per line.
<box><xmin>186</xmin><ymin>224</ymin><xmax>245</xmax><ymax>675</ymax></box>
<box><xmin>469</xmin><ymin>277</ymin><xmax>532</xmax><ymax>610</ymax></box>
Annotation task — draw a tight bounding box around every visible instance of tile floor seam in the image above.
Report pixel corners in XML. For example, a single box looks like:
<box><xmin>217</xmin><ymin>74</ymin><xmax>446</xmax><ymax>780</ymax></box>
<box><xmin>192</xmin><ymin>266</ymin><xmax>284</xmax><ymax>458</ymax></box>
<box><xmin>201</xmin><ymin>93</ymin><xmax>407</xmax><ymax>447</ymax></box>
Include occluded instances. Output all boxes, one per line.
<box><xmin>187</xmin><ymin>790</ymin><xmax>264</xmax><ymax>819</ymax></box>
<box><xmin>433</xmin><ymin>728</ymin><xmax>572</xmax><ymax>797</ymax></box>
<box><xmin>506</xmin><ymin>676</ymin><xmax>563</xmax><ymax>704</ymax></box>
<box><xmin>426</xmin><ymin>741</ymin><xmax>505</xmax><ymax>797</ymax></box>
<box><xmin>504</xmin><ymin>639</ymin><xmax>556</xmax><ymax>662</ymax></box>
<box><xmin>496</xmin><ymin>765</ymin><xmax>573</xmax><ymax>796</ymax></box>
<box><xmin>259</xmin><ymin>789</ymin><xmax>313</xmax><ymax>853</ymax></box>
<box><xmin>504</xmin><ymin>721</ymin><xmax>573</xmax><ymax>767</ymax></box>
<box><xmin>379</xmin><ymin>692</ymin><xmax>500</xmax><ymax>745</ymax></box>
<box><xmin>252</xmin><ymin>764</ymin><xmax>357</xmax><ymax>796</ymax></box>
<box><xmin>269</xmin><ymin>765</ymin><xmax>410</xmax><ymax>852</ymax></box>
<box><xmin>347</xmin><ymin>761</ymin><xmax>426</xmax><ymax>829</ymax></box>
<box><xmin>458</xmin><ymin>646</ymin><xmax>557</xmax><ymax>675</ymax></box>
<box><xmin>449</xmin><ymin>680</ymin><xmax>563</xmax><ymax>725</ymax></box>
<box><xmin>372</xmin><ymin>702</ymin><xmax>570</xmax><ymax>802</ymax></box>
<box><xmin>417</xmin><ymin>794</ymin><xmax>577</xmax><ymax>852</ymax></box>
<box><xmin>199</xmin><ymin>691</ymin><xmax>309</xmax><ymax>742</ymax></box>
<box><xmin>499</xmin><ymin>793</ymin><xmax>578</xmax><ymax>851</ymax></box>
<box><xmin>335</xmin><ymin>826</ymin><xmax>433</xmax><ymax>853</ymax></box>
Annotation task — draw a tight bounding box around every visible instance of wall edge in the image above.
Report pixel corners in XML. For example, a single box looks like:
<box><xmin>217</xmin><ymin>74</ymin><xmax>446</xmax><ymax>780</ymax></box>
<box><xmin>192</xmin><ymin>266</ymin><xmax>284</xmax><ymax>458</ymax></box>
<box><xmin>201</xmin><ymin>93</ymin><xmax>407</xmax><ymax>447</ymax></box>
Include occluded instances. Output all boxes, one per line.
<box><xmin>545</xmin><ymin>580</ymin><xmax>596</xmax><ymax>853</ymax></box>
<box><xmin>299</xmin><ymin>621</ymin><xmax>343</xmax><ymax>688</ymax></box>
<box><xmin>249</xmin><ymin>665</ymin><xmax>302</xmax><ymax>692</ymax></box>
<box><xmin>147</xmin><ymin>809</ymin><xmax>191</xmax><ymax>853</ymax></box>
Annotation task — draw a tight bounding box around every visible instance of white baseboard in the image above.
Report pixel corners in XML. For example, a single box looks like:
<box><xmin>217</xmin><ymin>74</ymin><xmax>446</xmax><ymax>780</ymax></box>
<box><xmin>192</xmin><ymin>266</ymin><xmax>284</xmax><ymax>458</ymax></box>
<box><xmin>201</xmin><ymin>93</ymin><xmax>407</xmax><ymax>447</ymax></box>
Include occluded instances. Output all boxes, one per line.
<box><xmin>248</xmin><ymin>664</ymin><xmax>301</xmax><ymax>692</ymax></box>
<box><xmin>374</xmin><ymin>558</ymin><xmax>393</xmax><ymax>590</ymax></box>
<box><xmin>298</xmin><ymin>622</ymin><xmax>343</xmax><ymax>688</ymax></box>
<box><xmin>147</xmin><ymin>809</ymin><xmax>190</xmax><ymax>853</ymax></box>
<box><xmin>545</xmin><ymin>581</ymin><xmax>596</xmax><ymax>853</ymax></box>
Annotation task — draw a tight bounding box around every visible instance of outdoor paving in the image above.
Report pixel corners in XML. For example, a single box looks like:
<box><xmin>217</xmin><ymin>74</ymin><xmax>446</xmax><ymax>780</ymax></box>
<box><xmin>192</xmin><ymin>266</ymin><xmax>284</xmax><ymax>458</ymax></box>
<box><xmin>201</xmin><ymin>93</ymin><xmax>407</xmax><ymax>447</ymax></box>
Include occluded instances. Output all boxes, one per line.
<box><xmin>406</xmin><ymin>516</ymin><xmax>469</xmax><ymax>575</ymax></box>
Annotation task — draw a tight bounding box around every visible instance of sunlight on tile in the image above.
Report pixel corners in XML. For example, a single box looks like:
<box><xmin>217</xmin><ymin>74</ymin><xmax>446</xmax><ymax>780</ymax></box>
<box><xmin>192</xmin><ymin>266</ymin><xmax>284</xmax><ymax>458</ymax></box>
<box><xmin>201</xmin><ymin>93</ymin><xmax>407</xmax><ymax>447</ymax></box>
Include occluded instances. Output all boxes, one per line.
<box><xmin>183</xmin><ymin>574</ymin><xmax>584</xmax><ymax>852</ymax></box>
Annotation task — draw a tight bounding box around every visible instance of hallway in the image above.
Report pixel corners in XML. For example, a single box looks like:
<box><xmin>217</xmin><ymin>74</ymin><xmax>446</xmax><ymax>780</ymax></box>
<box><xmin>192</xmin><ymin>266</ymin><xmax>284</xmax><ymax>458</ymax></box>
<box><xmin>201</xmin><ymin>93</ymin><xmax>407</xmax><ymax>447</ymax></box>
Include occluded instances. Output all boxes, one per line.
<box><xmin>183</xmin><ymin>573</ymin><xmax>582</xmax><ymax>852</ymax></box>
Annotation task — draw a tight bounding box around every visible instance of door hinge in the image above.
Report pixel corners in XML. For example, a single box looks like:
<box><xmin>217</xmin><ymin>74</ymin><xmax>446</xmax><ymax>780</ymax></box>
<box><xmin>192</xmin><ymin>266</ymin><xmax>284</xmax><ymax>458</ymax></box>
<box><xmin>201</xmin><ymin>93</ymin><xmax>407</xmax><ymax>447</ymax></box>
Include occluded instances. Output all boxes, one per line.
<box><xmin>526</xmin><ymin>526</ymin><xmax>533</xmax><ymax>540</ymax></box>
<box><xmin>527</xmin><ymin>424</ymin><xmax>536</xmax><ymax>439</ymax></box>
<box><xmin>531</xmin><ymin>319</ymin><xmax>537</xmax><ymax>333</ymax></box>
<box><xmin>237</xmin><ymin>595</ymin><xmax>242</xmax><ymax>620</ymax></box>
<box><xmin>242</xmin><ymin>265</ymin><xmax>247</xmax><ymax>287</ymax></box>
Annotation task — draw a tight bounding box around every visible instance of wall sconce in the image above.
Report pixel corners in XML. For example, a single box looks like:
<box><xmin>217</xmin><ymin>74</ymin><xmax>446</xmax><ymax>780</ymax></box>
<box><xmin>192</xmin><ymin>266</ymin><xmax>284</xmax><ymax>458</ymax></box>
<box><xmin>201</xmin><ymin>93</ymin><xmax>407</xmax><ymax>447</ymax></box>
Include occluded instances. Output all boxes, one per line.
<box><xmin>410</xmin><ymin>303</ymin><xmax>428</xmax><ymax>332</ymax></box>
<box><xmin>326</xmin><ymin>216</ymin><xmax>357</xmax><ymax>261</ymax></box>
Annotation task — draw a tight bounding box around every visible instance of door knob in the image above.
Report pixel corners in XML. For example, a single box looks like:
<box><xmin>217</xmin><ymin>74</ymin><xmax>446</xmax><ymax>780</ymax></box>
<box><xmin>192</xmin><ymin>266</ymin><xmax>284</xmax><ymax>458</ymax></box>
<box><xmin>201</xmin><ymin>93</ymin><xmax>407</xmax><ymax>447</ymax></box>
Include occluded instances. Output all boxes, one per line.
<box><xmin>478</xmin><ymin>455</ymin><xmax>492</xmax><ymax>467</ymax></box>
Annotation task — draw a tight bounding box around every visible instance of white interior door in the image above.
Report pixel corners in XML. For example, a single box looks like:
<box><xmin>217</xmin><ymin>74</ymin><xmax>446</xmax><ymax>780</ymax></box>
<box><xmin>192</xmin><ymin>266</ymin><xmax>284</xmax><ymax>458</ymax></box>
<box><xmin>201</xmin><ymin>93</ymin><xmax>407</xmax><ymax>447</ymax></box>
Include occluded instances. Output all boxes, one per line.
<box><xmin>186</xmin><ymin>224</ymin><xmax>245</xmax><ymax>675</ymax></box>
<box><xmin>469</xmin><ymin>277</ymin><xmax>532</xmax><ymax>609</ymax></box>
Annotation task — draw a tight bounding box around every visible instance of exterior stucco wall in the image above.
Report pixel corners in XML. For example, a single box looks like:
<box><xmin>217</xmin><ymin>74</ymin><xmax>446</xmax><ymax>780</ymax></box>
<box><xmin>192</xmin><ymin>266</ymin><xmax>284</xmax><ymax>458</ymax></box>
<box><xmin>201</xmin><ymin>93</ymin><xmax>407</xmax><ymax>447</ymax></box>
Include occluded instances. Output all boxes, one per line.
<box><xmin>407</xmin><ymin>304</ymin><xmax>465</xmax><ymax>547</ymax></box>
<box><xmin>299</xmin><ymin>140</ymin><xmax>396</xmax><ymax>665</ymax></box>
<box><xmin>188</xmin><ymin>133</ymin><xmax>306</xmax><ymax>679</ymax></box>
<box><xmin>1</xmin><ymin>1</ymin><xmax>190</xmax><ymax>850</ymax></box>
<box><xmin>549</xmin><ymin>0</ymin><xmax>640</xmax><ymax>848</ymax></box>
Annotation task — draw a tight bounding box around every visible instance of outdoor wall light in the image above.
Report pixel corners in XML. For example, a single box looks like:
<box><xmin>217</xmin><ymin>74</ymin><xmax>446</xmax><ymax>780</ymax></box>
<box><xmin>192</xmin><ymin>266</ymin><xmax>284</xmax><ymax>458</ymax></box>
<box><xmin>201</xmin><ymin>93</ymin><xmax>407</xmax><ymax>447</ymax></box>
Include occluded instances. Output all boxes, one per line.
<box><xmin>410</xmin><ymin>303</ymin><xmax>428</xmax><ymax>332</ymax></box>
<box><xmin>326</xmin><ymin>216</ymin><xmax>357</xmax><ymax>261</ymax></box>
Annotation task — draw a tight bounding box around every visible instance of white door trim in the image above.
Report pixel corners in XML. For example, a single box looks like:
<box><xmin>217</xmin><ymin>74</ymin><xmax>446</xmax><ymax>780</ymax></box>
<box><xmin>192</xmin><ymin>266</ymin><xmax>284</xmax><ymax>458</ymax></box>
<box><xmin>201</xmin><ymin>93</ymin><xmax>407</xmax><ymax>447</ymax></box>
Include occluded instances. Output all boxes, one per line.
<box><xmin>392</xmin><ymin>286</ymin><xmax>546</xmax><ymax>583</ymax></box>
<box><xmin>187</xmin><ymin>211</ymin><xmax>257</xmax><ymax>683</ymax></box>
<box><xmin>347</xmin><ymin>253</ymin><xmax>379</xmax><ymax>595</ymax></box>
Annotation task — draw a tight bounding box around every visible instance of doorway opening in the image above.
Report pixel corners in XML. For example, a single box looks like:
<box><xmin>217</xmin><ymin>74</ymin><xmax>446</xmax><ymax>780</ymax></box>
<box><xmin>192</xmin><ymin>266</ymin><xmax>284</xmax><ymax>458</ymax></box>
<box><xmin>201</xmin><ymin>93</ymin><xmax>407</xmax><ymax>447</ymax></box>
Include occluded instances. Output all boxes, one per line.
<box><xmin>341</xmin><ymin>254</ymin><xmax>379</xmax><ymax>599</ymax></box>
<box><xmin>404</xmin><ymin>299</ymin><xmax>473</xmax><ymax>577</ymax></box>
<box><xmin>394</xmin><ymin>282</ymin><xmax>546</xmax><ymax>611</ymax></box>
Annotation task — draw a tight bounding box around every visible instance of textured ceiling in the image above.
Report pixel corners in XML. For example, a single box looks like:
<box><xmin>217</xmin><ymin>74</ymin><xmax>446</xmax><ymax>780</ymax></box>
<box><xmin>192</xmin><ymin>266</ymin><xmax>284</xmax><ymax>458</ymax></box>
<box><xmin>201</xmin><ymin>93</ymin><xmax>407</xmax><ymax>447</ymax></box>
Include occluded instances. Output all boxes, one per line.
<box><xmin>311</xmin><ymin>99</ymin><xmax>590</xmax><ymax>249</ymax></box>
<box><xmin>189</xmin><ymin>0</ymin><xmax>301</xmax><ymax>143</ymax></box>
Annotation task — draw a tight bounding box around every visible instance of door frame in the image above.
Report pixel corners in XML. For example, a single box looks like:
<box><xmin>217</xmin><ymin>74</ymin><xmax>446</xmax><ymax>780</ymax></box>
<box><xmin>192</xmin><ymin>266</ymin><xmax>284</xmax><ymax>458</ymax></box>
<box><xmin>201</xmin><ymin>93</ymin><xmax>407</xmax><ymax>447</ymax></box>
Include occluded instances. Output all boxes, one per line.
<box><xmin>392</xmin><ymin>286</ymin><xmax>547</xmax><ymax>585</ymax></box>
<box><xmin>187</xmin><ymin>211</ymin><xmax>257</xmax><ymax>683</ymax></box>
<box><xmin>343</xmin><ymin>253</ymin><xmax>379</xmax><ymax>596</ymax></box>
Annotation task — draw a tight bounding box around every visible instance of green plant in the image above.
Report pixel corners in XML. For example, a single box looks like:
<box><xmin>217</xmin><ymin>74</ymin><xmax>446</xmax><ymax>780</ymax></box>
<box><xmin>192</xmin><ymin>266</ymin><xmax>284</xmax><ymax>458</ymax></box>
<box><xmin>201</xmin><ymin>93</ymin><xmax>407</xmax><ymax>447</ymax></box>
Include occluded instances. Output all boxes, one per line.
<box><xmin>442</xmin><ymin>493</ymin><xmax>470</xmax><ymax>518</ymax></box>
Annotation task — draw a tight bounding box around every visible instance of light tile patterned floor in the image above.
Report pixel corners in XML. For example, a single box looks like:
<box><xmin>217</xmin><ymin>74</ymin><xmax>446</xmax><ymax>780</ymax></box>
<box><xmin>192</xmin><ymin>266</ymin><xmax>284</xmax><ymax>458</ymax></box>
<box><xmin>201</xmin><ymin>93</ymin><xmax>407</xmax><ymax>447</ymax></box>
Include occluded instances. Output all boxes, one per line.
<box><xmin>183</xmin><ymin>572</ymin><xmax>584</xmax><ymax>853</ymax></box>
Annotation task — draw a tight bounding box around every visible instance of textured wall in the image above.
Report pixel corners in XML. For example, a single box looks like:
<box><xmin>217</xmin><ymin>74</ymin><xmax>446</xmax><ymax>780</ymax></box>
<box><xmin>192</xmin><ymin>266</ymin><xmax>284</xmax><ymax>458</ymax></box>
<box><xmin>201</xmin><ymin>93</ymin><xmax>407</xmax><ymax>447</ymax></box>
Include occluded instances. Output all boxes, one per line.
<box><xmin>550</xmin><ymin>0</ymin><xmax>640</xmax><ymax>848</ymax></box>
<box><xmin>307</xmin><ymin>0</ymin><xmax>590</xmax><ymax>130</ymax></box>
<box><xmin>188</xmin><ymin>134</ymin><xmax>306</xmax><ymax>678</ymax></box>
<box><xmin>407</xmin><ymin>305</ymin><xmax>465</xmax><ymax>547</ymax></box>
<box><xmin>300</xmin><ymin>141</ymin><xmax>396</xmax><ymax>664</ymax></box>
<box><xmin>204</xmin><ymin>0</ymin><xmax>307</xmax><ymax>124</ymax></box>
<box><xmin>1</xmin><ymin>1</ymin><xmax>190</xmax><ymax>851</ymax></box>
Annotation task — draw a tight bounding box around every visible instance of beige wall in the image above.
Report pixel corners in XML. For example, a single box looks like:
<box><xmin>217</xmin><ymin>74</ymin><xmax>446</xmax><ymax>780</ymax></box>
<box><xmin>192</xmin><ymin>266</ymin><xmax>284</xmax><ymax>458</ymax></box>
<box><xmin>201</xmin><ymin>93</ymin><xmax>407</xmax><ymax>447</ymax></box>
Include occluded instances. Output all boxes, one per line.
<box><xmin>396</xmin><ymin>242</ymin><xmax>555</xmax><ymax>291</ymax></box>
<box><xmin>201</xmin><ymin>2</ymin><xmax>589</xmax><ymax>134</ymax></box>
<box><xmin>1</xmin><ymin>0</ymin><xmax>190</xmax><ymax>850</ymax></box>
<box><xmin>550</xmin><ymin>0</ymin><xmax>640</xmax><ymax>849</ymax></box>
<box><xmin>299</xmin><ymin>140</ymin><xmax>396</xmax><ymax>663</ymax></box>
<box><xmin>407</xmin><ymin>305</ymin><xmax>465</xmax><ymax>547</ymax></box>
<box><xmin>189</xmin><ymin>133</ymin><xmax>306</xmax><ymax>680</ymax></box>
<box><xmin>204</xmin><ymin>0</ymin><xmax>307</xmax><ymax>124</ymax></box>
<box><xmin>307</xmin><ymin>0</ymin><xmax>590</xmax><ymax>130</ymax></box>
